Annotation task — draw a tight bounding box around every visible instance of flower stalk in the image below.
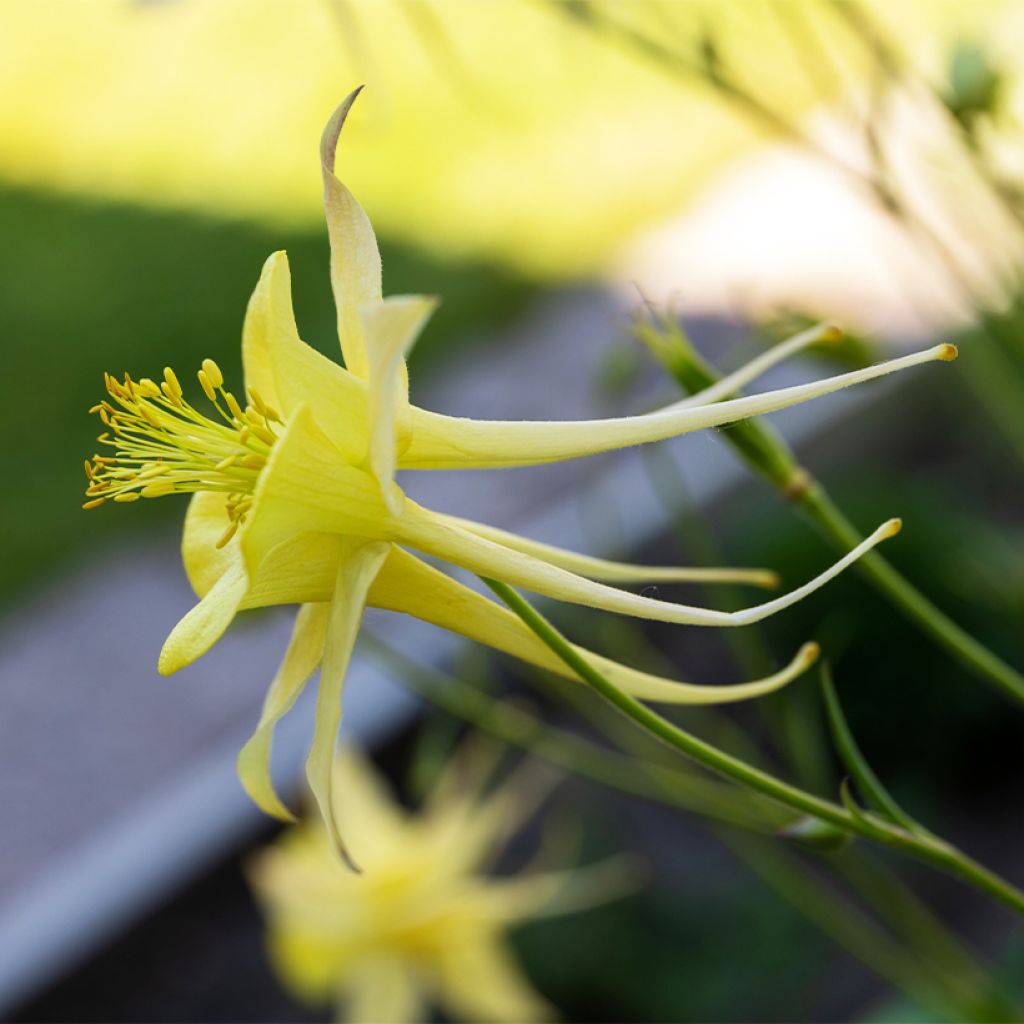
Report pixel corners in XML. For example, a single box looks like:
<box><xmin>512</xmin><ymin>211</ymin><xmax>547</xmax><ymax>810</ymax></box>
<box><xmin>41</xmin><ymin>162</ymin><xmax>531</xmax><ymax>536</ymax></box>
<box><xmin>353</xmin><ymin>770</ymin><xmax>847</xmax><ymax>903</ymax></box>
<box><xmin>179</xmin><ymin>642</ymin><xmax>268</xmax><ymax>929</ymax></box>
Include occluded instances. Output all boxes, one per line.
<box><xmin>368</xmin><ymin>635</ymin><xmax>1011</xmax><ymax>1020</ymax></box>
<box><xmin>635</xmin><ymin>311</ymin><xmax>1024</xmax><ymax>708</ymax></box>
<box><xmin>483</xmin><ymin>576</ymin><xmax>1024</xmax><ymax>919</ymax></box>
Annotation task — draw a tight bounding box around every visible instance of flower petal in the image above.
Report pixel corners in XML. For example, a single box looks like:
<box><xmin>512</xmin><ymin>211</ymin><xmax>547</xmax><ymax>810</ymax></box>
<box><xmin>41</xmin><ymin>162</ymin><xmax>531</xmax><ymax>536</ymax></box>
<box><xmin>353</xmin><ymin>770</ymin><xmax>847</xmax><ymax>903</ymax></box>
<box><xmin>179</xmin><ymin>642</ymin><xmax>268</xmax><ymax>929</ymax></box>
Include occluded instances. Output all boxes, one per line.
<box><xmin>158</xmin><ymin>559</ymin><xmax>249</xmax><ymax>675</ymax></box>
<box><xmin>435</xmin><ymin>937</ymin><xmax>553</xmax><ymax>1024</ymax></box>
<box><xmin>342</xmin><ymin>956</ymin><xmax>423</xmax><ymax>1024</ymax></box>
<box><xmin>320</xmin><ymin>88</ymin><xmax>383</xmax><ymax>381</ymax></box>
<box><xmin>436</xmin><ymin>512</ymin><xmax>777</xmax><ymax>588</ymax></box>
<box><xmin>402</xmin><ymin>343</ymin><xmax>957</xmax><ymax>469</ymax></box>
<box><xmin>363</xmin><ymin>294</ymin><xmax>438</xmax><ymax>505</ymax></box>
<box><xmin>182</xmin><ymin>491</ymin><xmax>238</xmax><ymax>598</ymax></box>
<box><xmin>241</xmin><ymin>533</ymin><xmax>342</xmax><ymax>609</ymax></box>
<box><xmin>370</xmin><ymin>547</ymin><xmax>818</xmax><ymax>703</ymax></box>
<box><xmin>397</xmin><ymin>502</ymin><xmax>901</xmax><ymax>628</ymax></box>
<box><xmin>240</xmin><ymin>404</ymin><xmax>390</xmax><ymax>584</ymax></box>
<box><xmin>305</xmin><ymin>539</ymin><xmax>390</xmax><ymax>869</ymax></box>
<box><xmin>241</xmin><ymin>250</ymin><xmax>301</xmax><ymax>415</ymax></box>
<box><xmin>482</xmin><ymin>856</ymin><xmax>637</xmax><ymax>923</ymax></box>
<box><xmin>241</xmin><ymin>251</ymin><xmax>370</xmax><ymax>461</ymax></box>
<box><xmin>237</xmin><ymin>602</ymin><xmax>329</xmax><ymax>821</ymax></box>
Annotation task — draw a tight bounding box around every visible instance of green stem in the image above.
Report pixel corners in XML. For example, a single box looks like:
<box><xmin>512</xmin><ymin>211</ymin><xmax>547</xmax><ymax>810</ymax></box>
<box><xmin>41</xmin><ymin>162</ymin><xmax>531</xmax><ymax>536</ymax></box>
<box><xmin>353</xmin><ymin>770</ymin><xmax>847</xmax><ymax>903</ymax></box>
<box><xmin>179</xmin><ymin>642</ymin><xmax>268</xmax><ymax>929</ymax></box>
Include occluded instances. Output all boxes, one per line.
<box><xmin>638</xmin><ymin>316</ymin><xmax>1024</xmax><ymax>707</ymax></box>
<box><xmin>362</xmin><ymin>632</ymin><xmax>783</xmax><ymax>832</ymax></box>
<box><xmin>367</xmin><ymin>634</ymin><xmax>1010</xmax><ymax>1017</ymax></box>
<box><xmin>482</xmin><ymin>577</ymin><xmax>1024</xmax><ymax>920</ymax></box>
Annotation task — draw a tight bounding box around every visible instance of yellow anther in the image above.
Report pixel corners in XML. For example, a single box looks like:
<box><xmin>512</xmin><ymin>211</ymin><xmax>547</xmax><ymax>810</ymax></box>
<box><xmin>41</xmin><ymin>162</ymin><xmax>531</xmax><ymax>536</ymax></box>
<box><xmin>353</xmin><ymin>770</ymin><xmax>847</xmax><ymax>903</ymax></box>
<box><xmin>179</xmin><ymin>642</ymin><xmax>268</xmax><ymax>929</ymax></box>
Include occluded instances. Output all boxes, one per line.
<box><xmin>238</xmin><ymin>426</ymin><xmax>250</xmax><ymax>445</ymax></box>
<box><xmin>161</xmin><ymin>381</ymin><xmax>183</xmax><ymax>407</ymax></box>
<box><xmin>245</xmin><ymin>407</ymin><xmax>264</xmax><ymax>426</ymax></box>
<box><xmin>84</xmin><ymin>459</ymin><xmax>94</xmax><ymax>479</ymax></box>
<box><xmin>263</xmin><ymin>404</ymin><xmax>282</xmax><ymax>424</ymax></box>
<box><xmin>114</xmin><ymin>492</ymin><xmax>141</xmax><ymax>503</ymax></box>
<box><xmin>138</xmin><ymin>463</ymin><xmax>169</xmax><ymax>479</ymax></box>
<box><xmin>215</xmin><ymin>455</ymin><xmax>237</xmax><ymax>471</ymax></box>
<box><xmin>249</xmin><ymin>424</ymin><xmax>276</xmax><ymax>446</ymax></box>
<box><xmin>138</xmin><ymin>378</ymin><xmax>161</xmax><ymax>398</ymax></box>
<box><xmin>82</xmin><ymin>498</ymin><xmax>106</xmax><ymax>510</ymax></box>
<box><xmin>163</xmin><ymin>367</ymin><xmax>183</xmax><ymax>401</ymax></box>
<box><xmin>239</xmin><ymin>453</ymin><xmax>266</xmax><ymax>469</ymax></box>
<box><xmin>224</xmin><ymin>392</ymin><xmax>245</xmax><ymax>422</ymax></box>
<box><xmin>247</xmin><ymin>387</ymin><xmax>267</xmax><ymax>415</ymax></box>
<box><xmin>198</xmin><ymin>370</ymin><xmax>217</xmax><ymax>403</ymax></box>
<box><xmin>140</xmin><ymin>405</ymin><xmax>162</xmax><ymax>429</ymax></box>
<box><xmin>201</xmin><ymin>358</ymin><xmax>224</xmax><ymax>389</ymax></box>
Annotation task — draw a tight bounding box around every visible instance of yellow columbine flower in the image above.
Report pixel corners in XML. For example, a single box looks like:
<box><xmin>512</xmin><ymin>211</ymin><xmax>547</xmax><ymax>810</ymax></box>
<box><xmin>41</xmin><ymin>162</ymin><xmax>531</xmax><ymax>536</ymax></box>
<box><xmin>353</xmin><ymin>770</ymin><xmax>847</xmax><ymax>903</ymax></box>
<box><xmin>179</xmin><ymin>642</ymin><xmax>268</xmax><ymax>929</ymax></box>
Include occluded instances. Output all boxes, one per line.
<box><xmin>248</xmin><ymin>746</ymin><xmax>634</xmax><ymax>1024</ymax></box>
<box><xmin>83</xmin><ymin>88</ymin><xmax>956</xmax><ymax>864</ymax></box>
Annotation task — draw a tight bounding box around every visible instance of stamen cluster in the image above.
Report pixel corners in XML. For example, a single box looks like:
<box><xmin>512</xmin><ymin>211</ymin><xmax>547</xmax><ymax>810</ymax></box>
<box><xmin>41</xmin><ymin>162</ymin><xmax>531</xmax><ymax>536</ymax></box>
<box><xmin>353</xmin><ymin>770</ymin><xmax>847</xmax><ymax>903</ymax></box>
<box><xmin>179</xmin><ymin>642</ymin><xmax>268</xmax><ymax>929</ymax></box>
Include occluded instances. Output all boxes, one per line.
<box><xmin>84</xmin><ymin>359</ymin><xmax>281</xmax><ymax>547</ymax></box>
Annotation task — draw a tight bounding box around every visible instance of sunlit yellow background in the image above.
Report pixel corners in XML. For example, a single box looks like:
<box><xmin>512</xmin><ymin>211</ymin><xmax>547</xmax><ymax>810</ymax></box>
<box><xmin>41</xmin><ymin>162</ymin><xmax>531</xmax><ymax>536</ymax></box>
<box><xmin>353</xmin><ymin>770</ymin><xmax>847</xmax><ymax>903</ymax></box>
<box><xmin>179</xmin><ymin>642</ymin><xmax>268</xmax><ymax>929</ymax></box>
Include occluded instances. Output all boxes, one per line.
<box><xmin>1</xmin><ymin>0</ymin><xmax>1010</xmax><ymax>276</ymax></box>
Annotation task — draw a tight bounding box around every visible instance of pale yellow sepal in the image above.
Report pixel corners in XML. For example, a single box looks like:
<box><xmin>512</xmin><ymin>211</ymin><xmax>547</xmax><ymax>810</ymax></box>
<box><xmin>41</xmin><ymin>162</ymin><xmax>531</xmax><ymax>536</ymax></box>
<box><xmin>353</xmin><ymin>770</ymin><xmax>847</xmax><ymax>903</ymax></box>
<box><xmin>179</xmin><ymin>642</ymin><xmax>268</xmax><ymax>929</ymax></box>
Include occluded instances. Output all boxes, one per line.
<box><xmin>236</xmin><ymin>602</ymin><xmax>329</xmax><ymax>821</ymax></box>
<box><xmin>158</xmin><ymin>560</ymin><xmax>248</xmax><ymax>675</ymax></box>
<box><xmin>437</xmin><ymin>512</ymin><xmax>778</xmax><ymax>588</ymax></box>
<box><xmin>371</xmin><ymin>548</ymin><xmax>818</xmax><ymax>704</ymax></box>
<box><xmin>402</xmin><ymin>344</ymin><xmax>956</xmax><ymax>469</ymax></box>
<box><xmin>362</xmin><ymin>293</ymin><xmax>438</xmax><ymax>506</ymax></box>
<box><xmin>320</xmin><ymin>87</ymin><xmax>383</xmax><ymax>382</ymax></box>
<box><xmin>305</xmin><ymin>539</ymin><xmax>390</xmax><ymax>871</ymax></box>
<box><xmin>242</xmin><ymin>251</ymin><xmax>371</xmax><ymax>463</ymax></box>
<box><xmin>395</xmin><ymin>502</ymin><xmax>901</xmax><ymax>629</ymax></box>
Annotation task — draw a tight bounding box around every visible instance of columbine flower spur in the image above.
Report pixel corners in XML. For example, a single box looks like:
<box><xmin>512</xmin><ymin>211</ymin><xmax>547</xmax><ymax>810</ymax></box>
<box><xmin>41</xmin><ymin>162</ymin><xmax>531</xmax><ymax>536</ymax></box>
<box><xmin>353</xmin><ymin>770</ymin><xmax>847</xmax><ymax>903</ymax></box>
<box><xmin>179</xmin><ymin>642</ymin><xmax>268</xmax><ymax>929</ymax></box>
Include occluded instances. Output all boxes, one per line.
<box><xmin>83</xmin><ymin>88</ymin><xmax>956</xmax><ymax>864</ymax></box>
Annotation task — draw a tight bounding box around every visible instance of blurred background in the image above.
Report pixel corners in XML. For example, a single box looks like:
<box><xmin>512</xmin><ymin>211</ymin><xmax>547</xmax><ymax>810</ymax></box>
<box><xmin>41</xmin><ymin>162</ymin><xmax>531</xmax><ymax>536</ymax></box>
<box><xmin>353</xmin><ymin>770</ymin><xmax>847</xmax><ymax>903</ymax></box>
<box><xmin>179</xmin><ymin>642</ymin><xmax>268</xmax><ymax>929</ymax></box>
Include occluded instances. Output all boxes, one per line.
<box><xmin>2</xmin><ymin>1</ymin><xmax>1024</xmax><ymax>1021</ymax></box>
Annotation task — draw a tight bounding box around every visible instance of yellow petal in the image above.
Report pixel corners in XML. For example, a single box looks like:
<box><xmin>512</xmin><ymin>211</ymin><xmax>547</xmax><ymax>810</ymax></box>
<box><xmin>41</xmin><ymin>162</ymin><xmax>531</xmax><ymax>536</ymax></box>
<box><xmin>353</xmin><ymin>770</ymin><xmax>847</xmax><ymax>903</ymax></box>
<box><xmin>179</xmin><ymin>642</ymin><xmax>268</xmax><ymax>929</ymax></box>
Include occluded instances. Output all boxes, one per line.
<box><xmin>241</xmin><ymin>532</ymin><xmax>342</xmax><ymax>609</ymax></box>
<box><xmin>342</xmin><ymin>956</ymin><xmax>423</xmax><ymax>1024</ymax></box>
<box><xmin>241</xmin><ymin>250</ymin><xmax>300</xmax><ymax>415</ymax></box>
<box><xmin>483</xmin><ymin>856</ymin><xmax>638</xmax><ymax>924</ymax></box>
<box><xmin>237</xmin><ymin>603</ymin><xmax>329</xmax><ymax>821</ymax></box>
<box><xmin>370</xmin><ymin>548</ymin><xmax>817</xmax><ymax>703</ymax></box>
<box><xmin>402</xmin><ymin>344</ymin><xmax>956</xmax><ymax>469</ymax></box>
<box><xmin>397</xmin><ymin>502</ymin><xmax>901</xmax><ymax>628</ymax></box>
<box><xmin>158</xmin><ymin>560</ymin><xmax>248</xmax><ymax>675</ymax></box>
<box><xmin>182</xmin><ymin>491</ymin><xmax>238</xmax><ymax>598</ymax></box>
<box><xmin>436</xmin><ymin>512</ymin><xmax>777</xmax><ymax>588</ymax></box>
<box><xmin>240</xmin><ymin>405</ymin><xmax>391</xmax><ymax>583</ymax></box>
<box><xmin>241</xmin><ymin>251</ymin><xmax>370</xmax><ymax>462</ymax></box>
<box><xmin>363</xmin><ymin>294</ymin><xmax>438</xmax><ymax>506</ymax></box>
<box><xmin>305</xmin><ymin>539</ymin><xmax>390</xmax><ymax>869</ymax></box>
<box><xmin>435</xmin><ymin>937</ymin><xmax>553</xmax><ymax>1024</ymax></box>
<box><xmin>320</xmin><ymin>88</ymin><xmax>383</xmax><ymax>382</ymax></box>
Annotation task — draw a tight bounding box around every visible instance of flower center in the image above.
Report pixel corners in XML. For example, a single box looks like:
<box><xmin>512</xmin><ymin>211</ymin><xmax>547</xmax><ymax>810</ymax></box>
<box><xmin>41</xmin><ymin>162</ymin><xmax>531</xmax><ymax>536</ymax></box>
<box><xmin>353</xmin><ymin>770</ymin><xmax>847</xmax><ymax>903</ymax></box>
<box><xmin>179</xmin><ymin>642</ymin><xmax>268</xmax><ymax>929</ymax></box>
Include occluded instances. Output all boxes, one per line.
<box><xmin>84</xmin><ymin>359</ymin><xmax>282</xmax><ymax>548</ymax></box>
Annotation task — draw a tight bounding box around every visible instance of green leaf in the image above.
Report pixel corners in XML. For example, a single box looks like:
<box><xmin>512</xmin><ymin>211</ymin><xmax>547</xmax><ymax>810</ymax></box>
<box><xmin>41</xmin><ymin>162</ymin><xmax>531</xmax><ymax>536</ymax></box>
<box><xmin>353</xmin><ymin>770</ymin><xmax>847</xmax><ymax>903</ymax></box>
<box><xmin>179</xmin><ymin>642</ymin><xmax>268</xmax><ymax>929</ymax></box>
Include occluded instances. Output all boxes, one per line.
<box><xmin>822</xmin><ymin>666</ymin><xmax>921</xmax><ymax>834</ymax></box>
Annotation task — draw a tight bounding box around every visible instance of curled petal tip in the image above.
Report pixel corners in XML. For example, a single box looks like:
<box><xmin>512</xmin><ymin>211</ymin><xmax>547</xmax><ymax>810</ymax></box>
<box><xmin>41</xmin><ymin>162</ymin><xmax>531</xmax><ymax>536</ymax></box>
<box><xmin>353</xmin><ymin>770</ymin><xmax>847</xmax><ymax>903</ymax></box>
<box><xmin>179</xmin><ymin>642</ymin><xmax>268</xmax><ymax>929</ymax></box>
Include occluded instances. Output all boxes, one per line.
<box><xmin>800</xmin><ymin>641</ymin><xmax>821</xmax><ymax>666</ymax></box>
<box><xmin>937</xmin><ymin>343</ymin><xmax>959</xmax><ymax>362</ymax></box>
<box><xmin>320</xmin><ymin>85</ymin><xmax>365</xmax><ymax>174</ymax></box>
<box><xmin>157</xmin><ymin>648</ymin><xmax>179</xmax><ymax>677</ymax></box>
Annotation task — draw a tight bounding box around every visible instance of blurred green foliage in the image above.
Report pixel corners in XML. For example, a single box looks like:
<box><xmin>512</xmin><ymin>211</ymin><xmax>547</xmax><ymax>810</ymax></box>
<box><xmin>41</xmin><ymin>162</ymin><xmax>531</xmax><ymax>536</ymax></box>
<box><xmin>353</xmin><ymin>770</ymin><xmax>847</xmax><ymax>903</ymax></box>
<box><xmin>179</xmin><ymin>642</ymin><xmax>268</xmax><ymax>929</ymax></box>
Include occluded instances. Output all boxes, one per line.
<box><xmin>0</xmin><ymin>187</ymin><xmax>540</xmax><ymax>606</ymax></box>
